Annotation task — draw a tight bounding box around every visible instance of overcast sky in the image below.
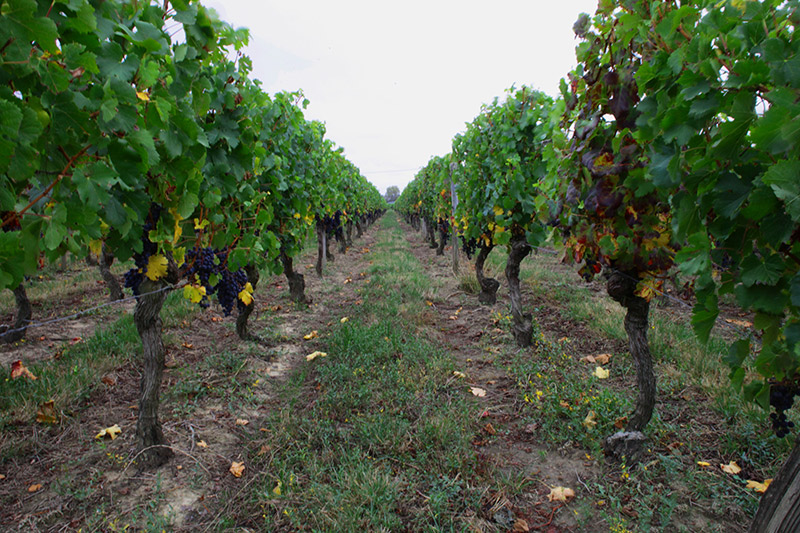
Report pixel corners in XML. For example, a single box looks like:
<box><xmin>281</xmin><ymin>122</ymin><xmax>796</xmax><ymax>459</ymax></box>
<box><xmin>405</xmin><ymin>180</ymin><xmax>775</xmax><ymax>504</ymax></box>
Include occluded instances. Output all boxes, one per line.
<box><xmin>203</xmin><ymin>0</ymin><xmax>599</xmax><ymax>196</ymax></box>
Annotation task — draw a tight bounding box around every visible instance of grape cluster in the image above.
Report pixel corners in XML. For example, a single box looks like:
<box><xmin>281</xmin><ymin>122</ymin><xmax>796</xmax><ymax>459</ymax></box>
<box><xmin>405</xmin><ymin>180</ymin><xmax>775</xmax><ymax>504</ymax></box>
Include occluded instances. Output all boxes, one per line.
<box><xmin>123</xmin><ymin>203</ymin><xmax>163</xmax><ymax>295</ymax></box>
<box><xmin>184</xmin><ymin>246</ymin><xmax>249</xmax><ymax>316</ymax></box>
<box><xmin>769</xmin><ymin>382</ymin><xmax>797</xmax><ymax>438</ymax></box>
<box><xmin>461</xmin><ymin>236</ymin><xmax>477</xmax><ymax>259</ymax></box>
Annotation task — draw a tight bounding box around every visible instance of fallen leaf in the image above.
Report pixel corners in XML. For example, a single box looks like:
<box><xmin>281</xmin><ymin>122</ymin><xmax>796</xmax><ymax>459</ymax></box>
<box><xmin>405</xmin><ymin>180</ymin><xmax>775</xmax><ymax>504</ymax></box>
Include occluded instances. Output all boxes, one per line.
<box><xmin>235</xmin><ymin>419</ymin><xmax>249</xmax><ymax>426</ymax></box>
<box><xmin>594</xmin><ymin>353</ymin><xmax>612</xmax><ymax>364</ymax></box>
<box><xmin>470</xmin><ymin>387</ymin><xmax>487</xmax><ymax>398</ymax></box>
<box><xmin>614</xmin><ymin>416</ymin><xmax>628</xmax><ymax>430</ymax></box>
<box><xmin>724</xmin><ymin>318</ymin><xmax>753</xmax><ymax>328</ymax></box>
<box><xmin>272</xmin><ymin>479</ymin><xmax>282</xmax><ymax>495</ymax></box>
<box><xmin>559</xmin><ymin>400</ymin><xmax>571</xmax><ymax>408</ymax></box>
<box><xmin>28</xmin><ymin>484</ymin><xmax>43</xmax><ymax>493</ymax></box>
<box><xmin>303</xmin><ymin>330</ymin><xmax>318</xmax><ymax>340</ymax></box>
<box><xmin>211</xmin><ymin>316</ymin><xmax>222</xmax><ymax>322</ymax></box>
<box><xmin>340</xmin><ymin>317</ymin><xmax>349</xmax><ymax>323</ymax></box>
<box><xmin>36</xmin><ymin>400</ymin><xmax>58</xmax><ymax>425</ymax></box>
<box><xmin>558</xmin><ymin>336</ymin><xmax>569</xmax><ymax>343</ymax></box>
<box><xmin>581</xmin><ymin>355</ymin><xmax>597</xmax><ymax>364</ymax></box>
<box><xmin>721</xmin><ymin>461</ymin><xmax>742</xmax><ymax>475</ymax></box>
<box><xmin>10</xmin><ymin>360</ymin><xmax>37</xmax><ymax>380</ymax></box>
<box><xmin>453</xmin><ymin>371</ymin><xmax>466</xmax><ymax>379</ymax></box>
<box><xmin>95</xmin><ymin>424</ymin><xmax>122</xmax><ymax>440</ymax></box>
<box><xmin>746</xmin><ymin>479</ymin><xmax>772</xmax><ymax>493</ymax></box>
<box><xmin>181</xmin><ymin>342</ymin><xmax>194</xmax><ymax>349</ymax></box>
<box><xmin>229</xmin><ymin>461</ymin><xmax>245</xmax><ymax>478</ymax></box>
<box><xmin>512</xmin><ymin>518</ymin><xmax>530</xmax><ymax>532</ymax></box>
<box><xmin>101</xmin><ymin>376</ymin><xmax>116</xmax><ymax>386</ymax></box>
<box><xmin>548</xmin><ymin>486</ymin><xmax>575</xmax><ymax>502</ymax></box>
<box><xmin>582</xmin><ymin>410</ymin><xmax>597</xmax><ymax>430</ymax></box>
<box><xmin>425</xmin><ymin>300</ymin><xmax>433</xmax><ymax>306</ymax></box>
<box><xmin>0</xmin><ymin>474</ymin><xmax>5</xmax><ymax>480</ymax></box>
<box><xmin>484</xmin><ymin>423</ymin><xmax>497</xmax><ymax>435</ymax></box>
<box><xmin>306</xmin><ymin>351</ymin><xmax>328</xmax><ymax>361</ymax></box>
<box><xmin>257</xmin><ymin>444</ymin><xmax>271</xmax><ymax>456</ymax></box>
<box><xmin>196</xmin><ymin>440</ymin><xmax>208</xmax><ymax>448</ymax></box>
<box><xmin>70</xmin><ymin>336</ymin><xmax>82</xmax><ymax>345</ymax></box>
<box><xmin>593</xmin><ymin>366</ymin><xmax>610</xmax><ymax>379</ymax></box>
<box><xmin>696</xmin><ymin>461</ymin><xmax>711</xmax><ymax>467</ymax></box>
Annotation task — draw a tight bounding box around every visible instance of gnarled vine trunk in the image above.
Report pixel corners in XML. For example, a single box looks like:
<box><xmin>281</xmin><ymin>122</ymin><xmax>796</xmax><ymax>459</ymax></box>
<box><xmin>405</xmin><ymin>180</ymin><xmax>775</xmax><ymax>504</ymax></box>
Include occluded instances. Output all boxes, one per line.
<box><xmin>337</xmin><ymin>227</ymin><xmax>347</xmax><ymax>254</ymax></box>
<box><xmin>604</xmin><ymin>269</ymin><xmax>656</xmax><ymax>460</ymax></box>
<box><xmin>279</xmin><ymin>247</ymin><xmax>308</xmax><ymax>304</ymax></box>
<box><xmin>475</xmin><ymin>243</ymin><xmax>500</xmax><ymax>305</ymax></box>
<box><xmin>134</xmin><ymin>268</ymin><xmax>177</xmax><ymax>468</ymax></box>
<box><xmin>750</xmin><ymin>433</ymin><xmax>800</xmax><ymax>533</ymax></box>
<box><xmin>99</xmin><ymin>244</ymin><xmax>124</xmax><ymax>301</ymax></box>
<box><xmin>426</xmin><ymin>218</ymin><xmax>437</xmax><ymax>249</ymax></box>
<box><xmin>0</xmin><ymin>284</ymin><xmax>32</xmax><ymax>344</ymax></box>
<box><xmin>236</xmin><ymin>264</ymin><xmax>263</xmax><ymax>343</ymax></box>
<box><xmin>315</xmin><ymin>222</ymin><xmax>326</xmax><ymax>277</ymax></box>
<box><xmin>355</xmin><ymin>217</ymin><xmax>364</xmax><ymax>238</ymax></box>
<box><xmin>505</xmin><ymin>236</ymin><xmax>533</xmax><ymax>347</ymax></box>
<box><xmin>326</xmin><ymin>229</ymin><xmax>335</xmax><ymax>262</ymax></box>
<box><xmin>436</xmin><ymin>221</ymin><xmax>447</xmax><ymax>256</ymax></box>
<box><xmin>345</xmin><ymin>221</ymin><xmax>354</xmax><ymax>246</ymax></box>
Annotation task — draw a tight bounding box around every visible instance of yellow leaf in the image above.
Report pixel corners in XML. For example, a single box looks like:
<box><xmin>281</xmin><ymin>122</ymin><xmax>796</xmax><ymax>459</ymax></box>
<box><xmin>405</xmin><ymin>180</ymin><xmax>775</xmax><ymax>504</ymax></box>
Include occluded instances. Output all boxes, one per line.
<box><xmin>493</xmin><ymin>206</ymin><xmax>504</xmax><ymax>217</ymax></box>
<box><xmin>136</xmin><ymin>91</ymin><xmax>150</xmax><ymax>102</ymax></box>
<box><xmin>10</xmin><ymin>360</ymin><xmax>37</xmax><ymax>380</ymax></box>
<box><xmin>194</xmin><ymin>218</ymin><xmax>210</xmax><ymax>231</ymax></box>
<box><xmin>272</xmin><ymin>479</ymin><xmax>282</xmax><ymax>496</ymax></box>
<box><xmin>28</xmin><ymin>484</ymin><xmax>43</xmax><ymax>493</ymax></box>
<box><xmin>696</xmin><ymin>461</ymin><xmax>711</xmax><ymax>467</ymax></box>
<box><xmin>95</xmin><ymin>424</ymin><xmax>122</xmax><ymax>440</ymax></box>
<box><xmin>583</xmin><ymin>410</ymin><xmax>597</xmax><ymax>430</ymax></box>
<box><xmin>340</xmin><ymin>317</ymin><xmax>349</xmax><ymax>323</ymax></box>
<box><xmin>36</xmin><ymin>400</ymin><xmax>58</xmax><ymax>425</ymax></box>
<box><xmin>174</xmin><ymin>247</ymin><xmax>186</xmax><ymax>267</ymax></box>
<box><xmin>88</xmin><ymin>239</ymin><xmax>103</xmax><ymax>256</ymax></box>
<box><xmin>547</xmin><ymin>486</ymin><xmax>575</xmax><ymax>502</ymax></box>
<box><xmin>238</xmin><ymin>282</ymin><xmax>254</xmax><ymax>306</ymax></box>
<box><xmin>229</xmin><ymin>461</ymin><xmax>245</xmax><ymax>478</ymax></box>
<box><xmin>183</xmin><ymin>284</ymin><xmax>207</xmax><ymax>304</ymax></box>
<box><xmin>197</xmin><ymin>440</ymin><xmax>208</xmax><ymax>448</ymax></box>
<box><xmin>306</xmin><ymin>351</ymin><xmax>327</xmax><ymax>361</ymax></box>
<box><xmin>470</xmin><ymin>387</ymin><xmax>487</xmax><ymax>398</ymax></box>
<box><xmin>303</xmin><ymin>330</ymin><xmax>318</xmax><ymax>340</ymax></box>
<box><xmin>145</xmin><ymin>254</ymin><xmax>168</xmax><ymax>281</ymax></box>
<box><xmin>293</xmin><ymin>213</ymin><xmax>301</xmax><ymax>219</ymax></box>
<box><xmin>453</xmin><ymin>371</ymin><xmax>466</xmax><ymax>379</ymax></box>
<box><xmin>425</xmin><ymin>300</ymin><xmax>433</xmax><ymax>306</ymax></box>
<box><xmin>593</xmin><ymin>366</ymin><xmax>610</xmax><ymax>379</ymax></box>
<box><xmin>721</xmin><ymin>461</ymin><xmax>742</xmax><ymax>475</ymax></box>
<box><xmin>235</xmin><ymin>418</ymin><xmax>249</xmax><ymax>426</ymax></box>
<box><xmin>746</xmin><ymin>479</ymin><xmax>772</xmax><ymax>493</ymax></box>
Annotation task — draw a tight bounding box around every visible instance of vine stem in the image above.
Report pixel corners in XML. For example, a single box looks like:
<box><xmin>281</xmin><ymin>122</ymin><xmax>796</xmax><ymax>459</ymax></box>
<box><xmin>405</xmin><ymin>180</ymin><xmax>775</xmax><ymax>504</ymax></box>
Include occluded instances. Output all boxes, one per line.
<box><xmin>1</xmin><ymin>144</ymin><xmax>90</xmax><ymax>228</ymax></box>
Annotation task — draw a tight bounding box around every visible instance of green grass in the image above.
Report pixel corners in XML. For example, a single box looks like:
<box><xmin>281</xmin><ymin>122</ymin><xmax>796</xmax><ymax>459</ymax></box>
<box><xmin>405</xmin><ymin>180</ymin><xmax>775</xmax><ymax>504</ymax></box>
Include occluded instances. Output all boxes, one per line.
<box><xmin>214</xmin><ymin>213</ymin><xmax>485</xmax><ymax>530</ymax></box>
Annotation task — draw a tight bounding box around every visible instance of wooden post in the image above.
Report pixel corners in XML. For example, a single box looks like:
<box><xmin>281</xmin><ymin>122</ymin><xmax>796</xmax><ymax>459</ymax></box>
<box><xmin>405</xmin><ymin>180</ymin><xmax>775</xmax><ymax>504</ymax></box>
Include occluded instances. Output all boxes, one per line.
<box><xmin>450</xmin><ymin>162</ymin><xmax>459</xmax><ymax>275</ymax></box>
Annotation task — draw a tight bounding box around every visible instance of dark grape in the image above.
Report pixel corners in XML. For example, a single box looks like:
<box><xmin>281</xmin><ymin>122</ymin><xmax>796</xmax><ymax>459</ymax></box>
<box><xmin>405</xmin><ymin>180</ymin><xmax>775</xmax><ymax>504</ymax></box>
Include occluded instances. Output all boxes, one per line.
<box><xmin>769</xmin><ymin>382</ymin><xmax>798</xmax><ymax>438</ymax></box>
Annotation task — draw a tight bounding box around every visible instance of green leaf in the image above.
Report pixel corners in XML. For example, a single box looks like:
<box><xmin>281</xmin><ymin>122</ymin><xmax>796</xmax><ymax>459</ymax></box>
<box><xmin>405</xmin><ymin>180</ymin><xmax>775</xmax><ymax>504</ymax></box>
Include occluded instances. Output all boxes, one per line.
<box><xmin>735</xmin><ymin>281</ymin><xmax>788</xmax><ymax>315</ymax></box>
<box><xmin>739</xmin><ymin>253</ymin><xmax>785</xmax><ymax>287</ymax></box>
<box><xmin>43</xmin><ymin>221</ymin><xmax>67</xmax><ymax>251</ymax></box>
<box><xmin>791</xmin><ymin>274</ymin><xmax>800</xmax><ymax>308</ymax></box>
<box><xmin>761</xmin><ymin>159</ymin><xmax>800</xmax><ymax>222</ymax></box>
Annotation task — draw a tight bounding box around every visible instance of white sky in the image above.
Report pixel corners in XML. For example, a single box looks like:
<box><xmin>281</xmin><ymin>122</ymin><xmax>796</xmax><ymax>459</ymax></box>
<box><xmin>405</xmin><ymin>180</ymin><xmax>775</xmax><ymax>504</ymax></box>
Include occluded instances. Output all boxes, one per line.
<box><xmin>203</xmin><ymin>0</ymin><xmax>598</xmax><ymax>196</ymax></box>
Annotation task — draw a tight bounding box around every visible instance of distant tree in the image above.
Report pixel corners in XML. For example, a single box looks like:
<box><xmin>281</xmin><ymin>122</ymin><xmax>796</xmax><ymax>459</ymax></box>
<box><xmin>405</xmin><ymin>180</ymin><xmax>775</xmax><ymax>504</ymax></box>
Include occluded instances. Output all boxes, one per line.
<box><xmin>384</xmin><ymin>186</ymin><xmax>400</xmax><ymax>203</ymax></box>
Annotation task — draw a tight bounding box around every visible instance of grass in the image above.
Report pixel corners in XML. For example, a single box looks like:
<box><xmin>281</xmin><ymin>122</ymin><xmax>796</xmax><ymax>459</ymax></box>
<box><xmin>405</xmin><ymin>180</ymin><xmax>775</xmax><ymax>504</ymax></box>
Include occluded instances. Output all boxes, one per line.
<box><xmin>212</xmin><ymin>213</ymin><xmax>486</xmax><ymax>530</ymax></box>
